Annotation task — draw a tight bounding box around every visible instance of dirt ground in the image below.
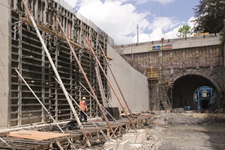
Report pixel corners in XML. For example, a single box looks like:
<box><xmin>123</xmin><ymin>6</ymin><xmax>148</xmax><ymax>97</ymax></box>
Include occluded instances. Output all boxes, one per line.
<box><xmin>140</xmin><ymin>112</ymin><xmax>225</xmax><ymax>150</ymax></box>
<box><xmin>90</xmin><ymin>111</ymin><xmax>225</xmax><ymax>150</ymax></box>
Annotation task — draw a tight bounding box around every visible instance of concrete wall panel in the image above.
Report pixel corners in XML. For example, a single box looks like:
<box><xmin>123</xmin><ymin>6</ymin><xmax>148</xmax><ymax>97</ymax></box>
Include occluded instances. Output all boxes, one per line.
<box><xmin>107</xmin><ymin>44</ymin><xmax>149</xmax><ymax>113</ymax></box>
<box><xmin>0</xmin><ymin>0</ymin><xmax>10</xmax><ymax>128</ymax></box>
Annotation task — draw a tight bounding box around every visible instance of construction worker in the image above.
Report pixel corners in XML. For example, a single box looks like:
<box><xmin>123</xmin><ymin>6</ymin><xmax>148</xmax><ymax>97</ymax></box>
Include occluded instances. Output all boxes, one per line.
<box><xmin>79</xmin><ymin>97</ymin><xmax>88</xmax><ymax>122</ymax></box>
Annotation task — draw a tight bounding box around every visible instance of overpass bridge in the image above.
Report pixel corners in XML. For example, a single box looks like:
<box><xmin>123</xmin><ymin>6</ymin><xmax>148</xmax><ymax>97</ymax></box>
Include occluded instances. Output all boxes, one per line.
<box><xmin>114</xmin><ymin>34</ymin><xmax>225</xmax><ymax>111</ymax></box>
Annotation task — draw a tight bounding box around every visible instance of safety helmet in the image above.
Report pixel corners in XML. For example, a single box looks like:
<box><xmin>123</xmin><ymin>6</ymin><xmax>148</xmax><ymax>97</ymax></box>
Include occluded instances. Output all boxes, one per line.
<box><xmin>82</xmin><ymin>97</ymin><xmax>86</xmax><ymax>100</ymax></box>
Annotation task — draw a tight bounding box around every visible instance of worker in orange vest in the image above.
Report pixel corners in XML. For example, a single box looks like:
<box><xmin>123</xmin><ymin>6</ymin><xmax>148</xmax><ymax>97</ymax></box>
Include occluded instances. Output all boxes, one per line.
<box><xmin>79</xmin><ymin>97</ymin><xmax>88</xmax><ymax>122</ymax></box>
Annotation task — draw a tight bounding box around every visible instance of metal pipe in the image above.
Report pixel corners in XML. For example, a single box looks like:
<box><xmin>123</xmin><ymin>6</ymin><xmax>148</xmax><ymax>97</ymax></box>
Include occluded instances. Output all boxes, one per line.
<box><xmin>79</xmin><ymin>82</ymin><xmax>126</xmax><ymax>125</ymax></box>
<box><xmin>84</xmin><ymin>37</ymin><xmax>137</xmax><ymax>132</ymax></box>
<box><xmin>54</xmin><ymin>78</ymin><xmax>110</xmax><ymax>140</ymax></box>
<box><xmin>68</xmin><ymin>93</ymin><xmax>110</xmax><ymax>141</ymax></box>
<box><xmin>94</xmin><ymin>63</ymin><xmax>106</xmax><ymax>106</ymax></box>
<box><xmin>15</xmin><ymin>69</ymin><xmax>76</xmax><ymax>149</ymax></box>
<box><xmin>21</xmin><ymin>0</ymin><xmax>91</xmax><ymax>147</ymax></box>
<box><xmin>0</xmin><ymin>137</ymin><xmax>11</xmax><ymax>148</ymax></box>
<box><xmin>0</xmin><ymin>121</ymin><xmax>69</xmax><ymax>134</ymax></box>
<box><xmin>56</xmin><ymin>17</ymin><xmax>117</xmax><ymax>140</ymax></box>
<box><xmin>99</xmin><ymin>45</ymin><xmax>135</xmax><ymax>120</ymax></box>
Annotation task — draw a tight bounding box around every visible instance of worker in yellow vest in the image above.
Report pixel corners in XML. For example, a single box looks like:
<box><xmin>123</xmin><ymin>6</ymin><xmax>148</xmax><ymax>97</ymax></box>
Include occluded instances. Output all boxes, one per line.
<box><xmin>79</xmin><ymin>97</ymin><xmax>88</xmax><ymax>122</ymax></box>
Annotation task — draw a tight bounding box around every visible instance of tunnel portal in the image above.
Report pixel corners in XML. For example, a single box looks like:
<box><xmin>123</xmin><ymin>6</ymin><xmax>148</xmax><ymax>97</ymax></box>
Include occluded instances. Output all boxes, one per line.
<box><xmin>170</xmin><ymin>75</ymin><xmax>217</xmax><ymax>110</ymax></box>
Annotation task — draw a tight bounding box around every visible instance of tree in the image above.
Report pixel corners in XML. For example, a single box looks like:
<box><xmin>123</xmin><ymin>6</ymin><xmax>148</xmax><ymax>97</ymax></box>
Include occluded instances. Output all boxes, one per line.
<box><xmin>220</xmin><ymin>23</ymin><xmax>225</xmax><ymax>45</ymax></box>
<box><xmin>193</xmin><ymin>0</ymin><xmax>225</xmax><ymax>34</ymax></box>
<box><xmin>177</xmin><ymin>25</ymin><xmax>192</xmax><ymax>38</ymax></box>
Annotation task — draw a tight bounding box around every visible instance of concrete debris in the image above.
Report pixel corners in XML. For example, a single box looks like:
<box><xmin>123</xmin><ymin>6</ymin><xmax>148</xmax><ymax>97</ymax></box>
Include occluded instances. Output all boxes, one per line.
<box><xmin>129</xmin><ymin>144</ymin><xmax>142</xmax><ymax>149</ymax></box>
<box><xmin>214</xmin><ymin>109</ymin><xmax>224</xmax><ymax>113</ymax></box>
<box><xmin>126</xmin><ymin>112</ymin><xmax>225</xmax><ymax>150</ymax></box>
<box><xmin>104</xmin><ymin>129</ymin><xmax>149</xmax><ymax>150</ymax></box>
<box><xmin>151</xmin><ymin>118</ymin><xmax>167</xmax><ymax>126</ymax></box>
<box><xmin>122</xmin><ymin>133</ymin><xmax>146</xmax><ymax>143</ymax></box>
<box><xmin>104</xmin><ymin>140</ymin><xmax>130</xmax><ymax>150</ymax></box>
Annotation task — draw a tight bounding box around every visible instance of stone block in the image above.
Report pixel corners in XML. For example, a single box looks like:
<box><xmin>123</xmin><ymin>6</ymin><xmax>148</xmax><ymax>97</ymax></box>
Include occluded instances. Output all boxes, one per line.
<box><xmin>129</xmin><ymin>144</ymin><xmax>142</xmax><ymax>149</ymax></box>
<box><xmin>104</xmin><ymin>140</ymin><xmax>130</xmax><ymax>150</ymax></box>
<box><xmin>128</xmin><ymin>129</ymin><xmax>145</xmax><ymax>134</ymax></box>
<box><xmin>122</xmin><ymin>133</ymin><xmax>146</xmax><ymax>143</ymax></box>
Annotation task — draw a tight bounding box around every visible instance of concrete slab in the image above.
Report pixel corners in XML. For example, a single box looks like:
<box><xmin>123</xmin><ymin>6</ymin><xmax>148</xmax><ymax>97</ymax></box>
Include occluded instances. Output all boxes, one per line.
<box><xmin>129</xmin><ymin>143</ymin><xmax>142</xmax><ymax>149</ymax></box>
<box><xmin>128</xmin><ymin>129</ymin><xmax>146</xmax><ymax>134</ymax></box>
<box><xmin>122</xmin><ymin>133</ymin><xmax>146</xmax><ymax>143</ymax></box>
<box><xmin>104</xmin><ymin>140</ymin><xmax>130</xmax><ymax>150</ymax></box>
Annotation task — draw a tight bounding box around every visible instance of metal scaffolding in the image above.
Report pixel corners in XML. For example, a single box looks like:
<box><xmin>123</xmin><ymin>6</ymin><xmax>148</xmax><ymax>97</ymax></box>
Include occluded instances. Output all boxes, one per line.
<box><xmin>10</xmin><ymin>0</ymin><xmax>108</xmax><ymax>127</ymax></box>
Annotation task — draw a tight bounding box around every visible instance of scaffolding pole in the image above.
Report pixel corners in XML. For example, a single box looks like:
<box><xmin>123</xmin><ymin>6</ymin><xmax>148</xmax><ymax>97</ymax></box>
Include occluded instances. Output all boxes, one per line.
<box><xmin>99</xmin><ymin>45</ymin><xmax>135</xmax><ymax>120</ymax></box>
<box><xmin>56</xmin><ymin>17</ymin><xmax>117</xmax><ymax>140</ymax></box>
<box><xmin>0</xmin><ymin>137</ymin><xmax>11</xmax><ymax>149</ymax></box>
<box><xmin>84</xmin><ymin>37</ymin><xmax>137</xmax><ymax>133</ymax></box>
<box><xmin>54</xmin><ymin>77</ymin><xmax>111</xmax><ymax>141</ymax></box>
<box><xmin>15</xmin><ymin>69</ymin><xmax>76</xmax><ymax>149</ymax></box>
<box><xmin>95</xmin><ymin>62</ymin><xmax>106</xmax><ymax>106</ymax></box>
<box><xmin>21</xmin><ymin>0</ymin><xmax>91</xmax><ymax>147</ymax></box>
<box><xmin>79</xmin><ymin>82</ymin><xmax>126</xmax><ymax>126</ymax></box>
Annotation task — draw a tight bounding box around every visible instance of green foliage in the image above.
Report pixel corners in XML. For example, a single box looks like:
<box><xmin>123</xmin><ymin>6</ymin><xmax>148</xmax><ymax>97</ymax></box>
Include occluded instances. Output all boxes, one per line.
<box><xmin>220</xmin><ymin>27</ymin><xmax>225</xmax><ymax>45</ymax></box>
<box><xmin>193</xmin><ymin>0</ymin><xmax>225</xmax><ymax>33</ymax></box>
<box><xmin>177</xmin><ymin>25</ymin><xmax>192</xmax><ymax>38</ymax></box>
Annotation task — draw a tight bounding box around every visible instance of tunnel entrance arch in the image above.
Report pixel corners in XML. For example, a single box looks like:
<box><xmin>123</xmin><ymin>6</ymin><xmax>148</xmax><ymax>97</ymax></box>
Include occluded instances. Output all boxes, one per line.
<box><xmin>169</xmin><ymin>74</ymin><xmax>219</xmax><ymax>110</ymax></box>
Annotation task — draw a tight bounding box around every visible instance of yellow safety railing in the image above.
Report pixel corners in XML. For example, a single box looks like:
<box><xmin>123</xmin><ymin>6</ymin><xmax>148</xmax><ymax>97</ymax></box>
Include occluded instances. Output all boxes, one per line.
<box><xmin>147</xmin><ymin>67</ymin><xmax>160</xmax><ymax>80</ymax></box>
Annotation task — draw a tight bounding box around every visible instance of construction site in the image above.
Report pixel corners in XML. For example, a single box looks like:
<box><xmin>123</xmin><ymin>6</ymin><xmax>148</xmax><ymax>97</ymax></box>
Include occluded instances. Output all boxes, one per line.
<box><xmin>0</xmin><ymin>0</ymin><xmax>225</xmax><ymax>150</ymax></box>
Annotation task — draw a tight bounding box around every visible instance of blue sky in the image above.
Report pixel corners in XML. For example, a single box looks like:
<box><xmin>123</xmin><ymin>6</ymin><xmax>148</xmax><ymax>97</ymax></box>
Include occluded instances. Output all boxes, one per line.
<box><xmin>142</xmin><ymin>0</ymin><xmax>198</xmax><ymax>22</ymax></box>
<box><xmin>64</xmin><ymin>0</ymin><xmax>199</xmax><ymax>45</ymax></box>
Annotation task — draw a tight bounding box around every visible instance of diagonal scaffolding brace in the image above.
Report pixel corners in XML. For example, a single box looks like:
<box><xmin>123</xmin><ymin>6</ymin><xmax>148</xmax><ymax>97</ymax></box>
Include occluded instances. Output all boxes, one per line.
<box><xmin>84</xmin><ymin>37</ymin><xmax>137</xmax><ymax>133</ymax></box>
<box><xmin>56</xmin><ymin>17</ymin><xmax>118</xmax><ymax>140</ymax></box>
<box><xmin>99</xmin><ymin>45</ymin><xmax>135</xmax><ymax>120</ymax></box>
<box><xmin>54</xmin><ymin>77</ymin><xmax>111</xmax><ymax>141</ymax></box>
<box><xmin>79</xmin><ymin>82</ymin><xmax>127</xmax><ymax>133</ymax></box>
<box><xmin>15</xmin><ymin>69</ymin><xmax>76</xmax><ymax>149</ymax></box>
<box><xmin>21</xmin><ymin>0</ymin><xmax>91</xmax><ymax>147</ymax></box>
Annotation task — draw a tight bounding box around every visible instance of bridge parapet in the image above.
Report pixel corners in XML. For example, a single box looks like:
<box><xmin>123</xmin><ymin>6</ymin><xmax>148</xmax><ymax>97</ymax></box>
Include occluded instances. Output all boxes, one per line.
<box><xmin>114</xmin><ymin>34</ymin><xmax>220</xmax><ymax>55</ymax></box>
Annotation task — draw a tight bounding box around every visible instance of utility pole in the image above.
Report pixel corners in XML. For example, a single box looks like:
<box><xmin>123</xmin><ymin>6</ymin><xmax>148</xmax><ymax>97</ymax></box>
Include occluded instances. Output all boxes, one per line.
<box><xmin>137</xmin><ymin>24</ymin><xmax>139</xmax><ymax>44</ymax></box>
<box><xmin>223</xmin><ymin>19</ymin><xmax>225</xmax><ymax>67</ymax></box>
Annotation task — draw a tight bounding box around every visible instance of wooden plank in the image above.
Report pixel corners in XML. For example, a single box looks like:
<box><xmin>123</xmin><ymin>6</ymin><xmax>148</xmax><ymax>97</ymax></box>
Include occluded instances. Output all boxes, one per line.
<box><xmin>8</xmin><ymin>130</ymin><xmax>70</xmax><ymax>141</ymax></box>
<box><xmin>0</xmin><ymin>132</ymin><xmax>9</xmax><ymax>136</ymax></box>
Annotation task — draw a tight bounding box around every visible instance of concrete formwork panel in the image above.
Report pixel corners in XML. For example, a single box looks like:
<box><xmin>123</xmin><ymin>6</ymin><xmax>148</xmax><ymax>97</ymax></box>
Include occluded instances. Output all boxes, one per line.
<box><xmin>0</xmin><ymin>0</ymin><xmax>109</xmax><ymax>128</ymax></box>
<box><xmin>0</xmin><ymin>0</ymin><xmax>10</xmax><ymax>128</ymax></box>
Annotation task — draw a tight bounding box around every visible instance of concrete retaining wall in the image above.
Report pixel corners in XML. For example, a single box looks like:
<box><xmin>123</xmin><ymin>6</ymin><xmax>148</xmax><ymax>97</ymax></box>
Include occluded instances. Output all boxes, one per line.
<box><xmin>0</xmin><ymin>0</ymin><xmax>10</xmax><ymax>128</ymax></box>
<box><xmin>107</xmin><ymin>44</ymin><xmax>149</xmax><ymax>112</ymax></box>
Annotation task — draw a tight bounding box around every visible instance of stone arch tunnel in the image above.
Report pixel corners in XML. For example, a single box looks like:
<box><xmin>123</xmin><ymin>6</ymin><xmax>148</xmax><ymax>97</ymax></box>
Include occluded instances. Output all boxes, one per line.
<box><xmin>170</xmin><ymin>74</ymin><xmax>220</xmax><ymax>110</ymax></box>
<box><xmin>115</xmin><ymin>38</ymin><xmax>225</xmax><ymax>111</ymax></box>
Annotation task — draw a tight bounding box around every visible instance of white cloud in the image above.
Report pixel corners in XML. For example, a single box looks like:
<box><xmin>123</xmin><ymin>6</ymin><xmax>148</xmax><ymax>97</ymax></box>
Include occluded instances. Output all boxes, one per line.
<box><xmin>154</xmin><ymin>0</ymin><xmax>175</xmax><ymax>4</ymax></box>
<box><xmin>64</xmin><ymin>0</ymin><xmax>190</xmax><ymax>45</ymax></box>
<box><xmin>77</xmin><ymin>0</ymin><xmax>150</xmax><ymax>44</ymax></box>
<box><xmin>136</xmin><ymin>0</ymin><xmax>175</xmax><ymax>4</ymax></box>
<box><xmin>64</xmin><ymin>0</ymin><xmax>78</xmax><ymax>7</ymax></box>
<box><xmin>149</xmin><ymin>17</ymin><xmax>182</xmax><ymax>31</ymax></box>
<box><xmin>188</xmin><ymin>17</ymin><xmax>196</xmax><ymax>29</ymax></box>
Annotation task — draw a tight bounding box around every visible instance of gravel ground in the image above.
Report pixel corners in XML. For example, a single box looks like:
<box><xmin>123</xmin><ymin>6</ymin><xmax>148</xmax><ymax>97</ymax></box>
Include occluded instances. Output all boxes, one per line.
<box><xmin>133</xmin><ymin>112</ymin><xmax>225</xmax><ymax>150</ymax></box>
<box><xmin>83</xmin><ymin>112</ymin><xmax>225</xmax><ymax>150</ymax></box>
